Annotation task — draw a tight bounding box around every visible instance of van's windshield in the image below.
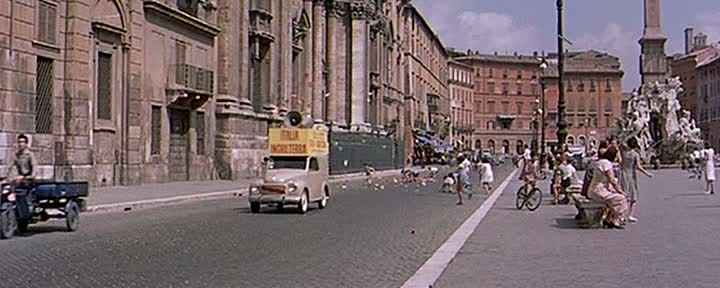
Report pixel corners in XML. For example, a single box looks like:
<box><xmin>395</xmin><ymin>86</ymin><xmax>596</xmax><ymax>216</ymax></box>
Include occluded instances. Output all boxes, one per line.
<box><xmin>268</xmin><ymin>156</ymin><xmax>307</xmax><ymax>170</ymax></box>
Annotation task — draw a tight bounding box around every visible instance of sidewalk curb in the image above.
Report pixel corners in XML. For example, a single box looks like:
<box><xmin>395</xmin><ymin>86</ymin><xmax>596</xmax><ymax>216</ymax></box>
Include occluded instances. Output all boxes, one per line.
<box><xmin>86</xmin><ymin>190</ymin><xmax>246</xmax><ymax>214</ymax></box>
<box><xmin>85</xmin><ymin>169</ymin><xmax>406</xmax><ymax>214</ymax></box>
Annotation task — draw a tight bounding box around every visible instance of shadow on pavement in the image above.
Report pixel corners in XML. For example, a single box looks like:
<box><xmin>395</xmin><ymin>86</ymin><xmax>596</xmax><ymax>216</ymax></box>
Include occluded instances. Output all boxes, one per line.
<box><xmin>16</xmin><ymin>225</ymin><xmax>71</xmax><ymax>238</ymax></box>
<box><xmin>551</xmin><ymin>218</ymin><xmax>583</xmax><ymax>230</ymax></box>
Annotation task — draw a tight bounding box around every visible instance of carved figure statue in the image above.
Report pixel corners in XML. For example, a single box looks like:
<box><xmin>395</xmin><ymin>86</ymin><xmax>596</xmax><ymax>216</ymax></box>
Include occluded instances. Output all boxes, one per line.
<box><xmin>618</xmin><ymin>78</ymin><xmax>703</xmax><ymax>164</ymax></box>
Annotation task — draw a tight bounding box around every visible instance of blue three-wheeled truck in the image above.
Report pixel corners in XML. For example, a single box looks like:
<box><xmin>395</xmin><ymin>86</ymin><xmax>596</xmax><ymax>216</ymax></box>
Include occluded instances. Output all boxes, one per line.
<box><xmin>0</xmin><ymin>178</ymin><xmax>89</xmax><ymax>239</ymax></box>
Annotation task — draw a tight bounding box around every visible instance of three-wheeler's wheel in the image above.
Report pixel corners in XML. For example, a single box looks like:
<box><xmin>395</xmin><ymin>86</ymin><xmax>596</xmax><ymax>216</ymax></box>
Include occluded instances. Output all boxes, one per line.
<box><xmin>65</xmin><ymin>201</ymin><xmax>80</xmax><ymax>232</ymax></box>
<box><xmin>250</xmin><ymin>202</ymin><xmax>261</xmax><ymax>213</ymax></box>
<box><xmin>17</xmin><ymin>220</ymin><xmax>28</xmax><ymax>233</ymax></box>
<box><xmin>0</xmin><ymin>209</ymin><xmax>17</xmax><ymax>239</ymax></box>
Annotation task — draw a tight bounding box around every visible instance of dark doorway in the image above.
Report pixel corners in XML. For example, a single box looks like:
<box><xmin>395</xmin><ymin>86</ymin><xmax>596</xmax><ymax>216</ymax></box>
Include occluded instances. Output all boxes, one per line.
<box><xmin>169</xmin><ymin>109</ymin><xmax>189</xmax><ymax>181</ymax></box>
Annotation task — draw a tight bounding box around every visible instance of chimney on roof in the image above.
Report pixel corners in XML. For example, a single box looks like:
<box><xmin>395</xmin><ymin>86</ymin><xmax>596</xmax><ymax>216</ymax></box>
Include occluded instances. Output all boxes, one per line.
<box><xmin>514</xmin><ymin>52</ymin><xmax>518</xmax><ymax>56</ymax></box>
<box><xmin>533</xmin><ymin>51</ymin><xmax>538</xmax><ymax>57</ymax></box>
<box><xmin>695</xmin><ymin>33</ymin><xmax>709</xmax><ymax>50</ymax></box>
<box><xmin>493</xmin><ymin>51</ymin><xmax>498</xmax><ymax>55</ymax></box>
<box><xmin>685</xmin><ymin>27</ymin><xmax>695</xmax><ymax>54</ymax></box>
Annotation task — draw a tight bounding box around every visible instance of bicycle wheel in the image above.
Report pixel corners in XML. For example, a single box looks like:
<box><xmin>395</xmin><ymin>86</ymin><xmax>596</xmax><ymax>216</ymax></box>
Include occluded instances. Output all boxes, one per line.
<box><xmin>526</xmin><ymin>187</ymin><xmax>543</xmax><ymax>211</ymax></box>
<box><xmin>515</xmin><ymin>185</ymin><xmax>527</xmax><ymax>210</ymax></box>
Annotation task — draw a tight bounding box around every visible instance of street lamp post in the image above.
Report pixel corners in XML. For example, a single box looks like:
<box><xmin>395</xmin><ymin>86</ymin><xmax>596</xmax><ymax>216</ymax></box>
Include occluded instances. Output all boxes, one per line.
<box><xmin>555</xmin><ymin>0</ymin><xmax>568</xmax><ymax>151</ymax></box>
<box><xmin>584</xmin><ymin>117</ymin><xmax>590</xmax><ymax>153</ymax></box>
<box><xmin>539</xmin><ymin>58</ymin><xmax>548</xmax><ymax>161</ymax></box>
<box><xmin>532</xmin><ymin>104</ymin><xmax>539</xmax><ymax>153</ymax></box>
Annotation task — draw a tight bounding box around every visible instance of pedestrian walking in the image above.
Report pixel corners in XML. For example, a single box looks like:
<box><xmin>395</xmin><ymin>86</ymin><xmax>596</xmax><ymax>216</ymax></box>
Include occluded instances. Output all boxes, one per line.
<box><xmin>478</xmin><ymin>157</ymin><xmax>494</xmax><ymax>194</ymax></box>
<box><xmin>456</xmin><ymin>161</ymin><xmax>473</xmax><ymax>205</ymax></box>
<box><xmin>621</xmin><ymin>137</ymin><xmax>653</xmax><ymax>223</ymax></box>
<box><xmin>587</xmin><ymin>146</ymin><xmax>627</xmax><ymax>229</ymax></box>
<box><xmin>703</xmin><ymin>142</ymin><xmax>716</xmax><ymax>194</ymax></box>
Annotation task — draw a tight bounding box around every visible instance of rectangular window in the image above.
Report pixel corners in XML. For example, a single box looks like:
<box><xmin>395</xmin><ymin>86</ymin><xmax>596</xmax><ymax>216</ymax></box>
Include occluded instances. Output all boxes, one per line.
<box><xmin>488</xmin><ymin>101</ymin><xmax>495</xmax><ymax>113</ymax></box>
<box><xmin>590</xmin><ymin>79</ymin><xmax>596</xmax><ymax>92</ymax></box>
<box><xmin>487</xmin><ymin>82</ymin><xmax>495</xmax><ymax>94</ymax></box>
<box><xmin>36</xmin><ymin>57</ymin><xmax>54</xmax><ymax>134</ymax></box>
<box><xmin>516</xmin><ymin>102</ymin><xmax>523</xmax><ymax>115</ymax></box>
<box><xmin>517</xmin><ymin>71</ymin><xmax>522</xmax><ymax>79</ymax></box>
<box><xmin>501</xmin><ymin>83</ymin><xmax>508</xmax><ymax>95</ymax></box>
<box><xmin>488</xmin><ymin>68</ymin><xmax>493</xmax><ymax>78</ymax></box>
<box><xmin>175</xmin><ymin>41</ymin><xmax>187</xmax><ymax>86</ymax></box>
<box><xmin>605</xmin><ymin>79</ymin><xmax>612</xmax><ymax>92</ymax></box>
<box><xmin>531</xmin><ymin>84</ymin><xmax>538</xmax><ymax>95</ymax></box>
<box><xmin>151</xmin><ymin>106</ymin><xmax>161</xmax><ymax>155</ymax></box>
<box><xmin>97</xmin><ymin>52</ymin><xmax>113</xmax><ymax>120</ymax></box>
<box><xmin>196</xmin><ymin>111</ymin><xmax>205</xmax><ymax>155</ymax></box>
<box><xmin>37</xmin><ymin>1</ymin><xmax>57</xmax><ymax>45</ymax></box>
<box><xmin>502</xmin><ymin>102</ymin><xmax>509</xmax><ymax>114</ymax></box>
<box><xmin>516</xmin><ymin>84</ymin><xmax>522</xmax><ymax>95</ymax></box>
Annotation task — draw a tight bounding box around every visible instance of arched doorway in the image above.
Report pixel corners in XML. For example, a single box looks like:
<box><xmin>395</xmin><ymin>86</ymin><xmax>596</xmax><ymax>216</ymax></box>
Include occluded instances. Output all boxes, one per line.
<box><xmin>488</xmin><ymin>139</ymin><xmax>496</xmax><ymax>154</ymax></box>
<box><xmin>567</xmin><ymin>135</ymin><xmax>575</xmax><ymax>145</ymax></box>
<box><xmin>502</xmin><ymin>140</ymin><xmax>510</xmax><ymax>154</ymax></box>
<box><xmin>475</xmin><ymin>139</ymin><xmax>482</xmax><ymax>150</ymax></box>
<box><xmin>516</xmin><ymin>140</ymin><xmax>524</xmax><ymax>155</ymax></box>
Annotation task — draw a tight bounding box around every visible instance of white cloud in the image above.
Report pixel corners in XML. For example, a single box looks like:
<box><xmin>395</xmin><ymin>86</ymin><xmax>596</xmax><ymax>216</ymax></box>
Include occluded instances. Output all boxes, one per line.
<box><xmin>576</xmin><ymin>23</ymin><xmax>639</xmax><ymax>90</ymax></box>
<box><xmin>454</xmin><ymin>11</ymin><xmax>538</xmax><ymax>53</ymax></box>
<box><xmin>412</xmin><ymin>2</ymin><xmax>538</xmax><ymax>54</ymax></box>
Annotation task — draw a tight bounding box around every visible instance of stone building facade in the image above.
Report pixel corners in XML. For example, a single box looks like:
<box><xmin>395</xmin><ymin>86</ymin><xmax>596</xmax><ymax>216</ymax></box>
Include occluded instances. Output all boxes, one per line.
<box><xmin>0</xmin><ymin>0</ymin><xmax>416</xmax><ymax>186</ymax></box>
<box><xmin>543</xmin><ymin>51</ymin><xmax>624</xmax><ymax>149</ymax></box>
<box><xmin>400</xmin><ymin>4</ymin><xmax>448</xmax><ymax>155</ymax></box>
<box><xmin>0</xmin><ymin>0</ymin><xmax>220</xmax><ymax>186</ymax></box>
<box><xmin>214</xmin><ymin>0</ymin><xmax>407</xmax><ymax>180</ymax></box>
<box><xmin>695</xmin><ymin>54</ymin><xmax>720</xmax><ymax>150</ymax></box>
<box><xmin>456</xmin><ymin>52</ymin><xmax>544</xmax><ymax>155</ymax></box>
<box><xmin>670</xmin><ymin>28</ymin><xmax>718</xmax><ymax>121</ymax></box>
<box><xmin>448</xmin><ymin>60</ymin><xmax>474</xmax><ymax>150</ymax></box>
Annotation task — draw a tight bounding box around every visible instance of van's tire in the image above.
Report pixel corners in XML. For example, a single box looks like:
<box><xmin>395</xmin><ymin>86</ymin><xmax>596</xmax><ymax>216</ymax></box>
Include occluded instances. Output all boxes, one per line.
<box><xmin>317</xmin><ymin>186</ymin><xmax>329</xmax><ymax>209</ymax></box>
<box><xmin>250</xmin><ymin>202</ymin><xmax>260</xmax><ymax>213</ymax></box>
<box><xmin>298</xmin><ymin>190</ymin><xmax>309</xmax><ymax>214</ymax></box>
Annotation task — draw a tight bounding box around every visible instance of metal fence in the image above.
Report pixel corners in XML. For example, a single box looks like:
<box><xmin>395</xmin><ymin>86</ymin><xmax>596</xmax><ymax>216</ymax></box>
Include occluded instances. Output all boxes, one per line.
<box><xmin>328</xmin><ymin>131</ymin><xmax>404</xmax><ymax>175</ymax></box>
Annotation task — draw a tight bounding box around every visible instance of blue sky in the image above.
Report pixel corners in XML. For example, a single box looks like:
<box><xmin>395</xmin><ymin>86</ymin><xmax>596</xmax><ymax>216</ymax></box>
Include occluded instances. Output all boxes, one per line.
<box><xmin>413</xmin><ymin>0</ymin><xmax>720</xmax><ymax>90</ymax></box>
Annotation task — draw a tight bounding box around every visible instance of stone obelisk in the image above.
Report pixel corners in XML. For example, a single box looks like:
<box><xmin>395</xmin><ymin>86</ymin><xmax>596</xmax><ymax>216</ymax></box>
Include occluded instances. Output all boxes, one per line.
<box><xmin>639</xmin><ymin>0</ymin><xmax>668</xmax><ymax>89</ymax></box>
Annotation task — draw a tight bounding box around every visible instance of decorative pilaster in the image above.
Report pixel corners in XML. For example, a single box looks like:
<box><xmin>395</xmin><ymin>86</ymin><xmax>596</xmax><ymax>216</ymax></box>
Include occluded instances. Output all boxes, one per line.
<box><xmin>216</xmin><ymin>0</ymin><xmax>241</xmax><ymax>114</ymax></box>
<box><xmin>325</xmin><ymin>0</ymin><xmax>339</xmax><ymax>124</ymax></box>
<box><xmin>311</xmin><ymin>1</ymin><xmax>326</xmax><ymax>122</ymax></box>
<box><xmin>238</xmin><ymin>0</ymin><xmax>253</xmax><ymax>111</ymax></box>
<box><xmin>350</xmin><ymin>2</ymin><xmax>369</xmax><ymax>131</ymax></box>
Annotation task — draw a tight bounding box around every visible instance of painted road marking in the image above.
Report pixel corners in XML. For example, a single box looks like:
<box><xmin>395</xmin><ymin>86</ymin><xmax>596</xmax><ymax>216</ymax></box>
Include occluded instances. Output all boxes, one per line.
<box><xmin>400</xmin><ymin>169</ymin><xmax>518</xmax><ymax>288</ymax></box>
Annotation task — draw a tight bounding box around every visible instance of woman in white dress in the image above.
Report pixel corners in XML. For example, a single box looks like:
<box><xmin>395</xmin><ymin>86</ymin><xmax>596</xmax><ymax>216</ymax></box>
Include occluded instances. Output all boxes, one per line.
<box><xmin>703</xmin><ymin>142</ymin><xmax>716</xmax><ymax>194</ymax></box>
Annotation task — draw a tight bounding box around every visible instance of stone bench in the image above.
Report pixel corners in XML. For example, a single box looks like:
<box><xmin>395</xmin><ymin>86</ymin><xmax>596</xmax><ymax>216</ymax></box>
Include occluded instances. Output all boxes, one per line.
<box><xmin>558</xmin><ymin>184</ymin><xmax>582</xmax><ymax>205</ymax></box>
<box><xmin>570</xmin><ymin>193</ymin><xmax>606</xmax><ymax>229</ymax></box>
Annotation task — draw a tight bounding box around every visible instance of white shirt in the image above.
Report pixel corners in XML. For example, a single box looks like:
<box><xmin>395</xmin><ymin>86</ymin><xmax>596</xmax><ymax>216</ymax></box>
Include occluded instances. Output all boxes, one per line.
<box><xmin>523</xmin><ymin>148</ymin><xmax>532</xmax><ymax>160</ymax></box>
<box><xmin>559</xmin><ymin>163</ymin><xmax>576</xmax><ymax>180</ymax></box>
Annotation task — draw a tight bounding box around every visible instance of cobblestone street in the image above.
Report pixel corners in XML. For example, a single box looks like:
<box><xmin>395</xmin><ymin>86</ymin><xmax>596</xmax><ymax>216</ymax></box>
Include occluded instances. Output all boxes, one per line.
<box><xmin>0</xmin><ymin>165</ymin><xmax>513</xmax><ymax>288</ymax></box>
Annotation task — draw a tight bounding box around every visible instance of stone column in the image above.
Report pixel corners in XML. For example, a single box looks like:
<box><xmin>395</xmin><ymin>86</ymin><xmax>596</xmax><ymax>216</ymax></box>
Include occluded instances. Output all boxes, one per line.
<box><xmin>238</xmin><ymin>0</ymin><xmax>253</xmax><ymax>111</ymax></box>
<box><xmin>350</xmin><ymin>3</ymin><xmax>368</xmax><ymax>131</ymax></box>
<box><xmin>302</xmin><ymin>1</ymin><xmax>314</xmax><ymax>116</ymax></box>
<box><xmin>325</xmin><ymin>3</ymin><xmax>338</xmax><ymax>124</ymax></box>
<box><xmin>311</xmin><ymin>1</ymin><xmax>325</xmax><ymax>122</ymax></box>
<box><xmin>216</xmin><ymin>0</ymin><xmax>241</xmax><ymax>113</ymax></box>
<box><xmin>277</xmin><ymin>0</ymin><xmax>290</xmax><ymax>115</ymax></box>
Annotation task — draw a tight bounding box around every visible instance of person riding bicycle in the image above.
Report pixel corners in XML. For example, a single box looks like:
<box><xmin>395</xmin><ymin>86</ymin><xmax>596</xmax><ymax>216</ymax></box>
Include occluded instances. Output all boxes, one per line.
<box><xmin>520</xmin><ymin>152</ymin><xmax>540</xmax><ymax>185</ymax></box>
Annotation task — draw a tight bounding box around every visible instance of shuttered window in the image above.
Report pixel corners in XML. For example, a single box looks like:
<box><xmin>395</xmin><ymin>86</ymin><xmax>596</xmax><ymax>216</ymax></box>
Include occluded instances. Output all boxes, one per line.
<box><xmin>37</xmin><ymin>1</ymin><xmax>57</xmax><ymax>44</ymax></box>
<box><xmin>151</xmin><ymin>106</ymin><xmax>161</xmax><ymax>155</ymax></box>
<box><xmin>196</xmin><ymin>112</ymin><xmax>205</xmax><ymax>155</ymax></box>
<box><xmin>97</xmin><ymin>53</ymin><xmax>113</xmax><ymax>120</ymax></box>
<box><xmin>36</xmin><ymin>57</ymin><xmax>54</xmax><ymax>134</ymax></box>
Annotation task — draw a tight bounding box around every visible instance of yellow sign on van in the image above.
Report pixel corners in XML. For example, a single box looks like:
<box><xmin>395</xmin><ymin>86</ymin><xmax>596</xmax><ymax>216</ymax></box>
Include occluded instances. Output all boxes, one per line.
<box><xmin>268</xmin><ymin>128</ymin><xmax>328</xmax><ymax>156</ymax></box>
